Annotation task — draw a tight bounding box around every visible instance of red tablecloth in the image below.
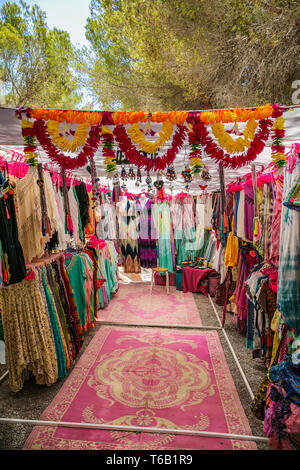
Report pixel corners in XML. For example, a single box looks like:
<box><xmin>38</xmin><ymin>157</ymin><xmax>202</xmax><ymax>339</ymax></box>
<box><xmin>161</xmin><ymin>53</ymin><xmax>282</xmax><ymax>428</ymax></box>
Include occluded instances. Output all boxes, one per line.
<box><xmin>182</xmin><ymin>267</ymin><xmax>215</xmax><ymax>295</ymax></box>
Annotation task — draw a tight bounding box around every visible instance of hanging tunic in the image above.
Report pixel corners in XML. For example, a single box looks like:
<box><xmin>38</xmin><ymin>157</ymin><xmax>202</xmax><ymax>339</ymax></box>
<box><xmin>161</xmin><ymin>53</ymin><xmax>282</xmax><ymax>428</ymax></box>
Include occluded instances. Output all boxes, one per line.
<box><xmin>15</xmin><ymin>167</ymin><xmax>50</xmax><ymax>262</ymax></box>
<box><xmin>68</xmin><ymin>180</ymin><xmax>81</xmax><ymax>246</ymax></box>
<box><xmin>0</xmin><ymin>180</ymin><xmax>26</xmax><ymax>285</ymax></box>
<box><xmin>136</xmin><ymin>197</ymin><xmax>157</xmax><ymax>268</ymax></box>
<box><xmin>154</xmin><ymin>200</ymin><xmax>173</xmax><ymax>273</ymax></box>
<box><xmin>65</xmin><ymin>254</ymin><xmax>88</xmax><ymax>328</ymax></box>
<box><xmin>117</xmin><ymin>198</ymin><xmax>140</xmax><ymax>273</ymax></box>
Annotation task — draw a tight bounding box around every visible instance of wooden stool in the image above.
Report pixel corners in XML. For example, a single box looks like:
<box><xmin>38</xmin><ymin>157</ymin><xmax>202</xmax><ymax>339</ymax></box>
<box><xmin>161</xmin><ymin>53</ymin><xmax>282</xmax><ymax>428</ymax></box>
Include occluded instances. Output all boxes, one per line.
<box><xmin>150</xmin><ymin>267</ymin><xmax>169</xmax><ymax>294</ymax></box>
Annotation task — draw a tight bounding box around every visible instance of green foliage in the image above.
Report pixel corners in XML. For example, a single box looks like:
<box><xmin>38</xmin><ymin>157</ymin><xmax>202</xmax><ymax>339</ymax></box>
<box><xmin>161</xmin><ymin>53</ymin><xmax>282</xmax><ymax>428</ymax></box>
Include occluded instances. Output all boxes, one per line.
<box><xmin>83</xmin><ymin>0</ymin><xmax>300</xmax><ymax>110</ymax></box>
<box><xmin>0</xmin><ymin>1</ymin><xmax>83</xmax><ymax>108</ymax></box>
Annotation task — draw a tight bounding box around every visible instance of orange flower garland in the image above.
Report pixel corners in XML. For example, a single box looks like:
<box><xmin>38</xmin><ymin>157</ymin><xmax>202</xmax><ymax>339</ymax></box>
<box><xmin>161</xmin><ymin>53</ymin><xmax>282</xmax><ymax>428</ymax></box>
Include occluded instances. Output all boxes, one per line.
<box><xmin>26</xmin><ymin>104</ymin><xmax>275</xmax><ymax>126</ymax></box>
<box><xmin>29</xmin><ymin>108</ymin><xmax>103</xmax><ymax>125</ymax></box>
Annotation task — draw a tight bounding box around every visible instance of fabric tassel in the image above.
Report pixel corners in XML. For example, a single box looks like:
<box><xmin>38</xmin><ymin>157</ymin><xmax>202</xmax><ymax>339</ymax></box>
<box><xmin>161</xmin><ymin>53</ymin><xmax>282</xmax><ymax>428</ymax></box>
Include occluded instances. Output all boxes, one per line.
<box><xmin>66</xmin><ymin>214</ymin><xmax>74</xmax><ymax>236</ymax></box>
<box><xmin>3</xmin><ymin>254</ymin><xmax>10</xmax><ymax>284</ymax></box>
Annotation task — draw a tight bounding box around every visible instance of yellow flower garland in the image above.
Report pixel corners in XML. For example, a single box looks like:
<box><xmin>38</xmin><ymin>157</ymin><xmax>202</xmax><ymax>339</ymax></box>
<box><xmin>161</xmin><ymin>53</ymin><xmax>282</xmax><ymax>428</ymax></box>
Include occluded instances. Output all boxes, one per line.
<box><xmin>128</xmin><ymin>120</ymin><xmax>174</xmax><ymax>154</ymax></box>
<box><xmin>211</xmin><ymin>118</ymin><xmax>258</xmax><ymax>154</ymax></box>
<box><xmin>46</xmin><ymin>120</ymin><xmax>90</xmax><ymax>153</ymax></box>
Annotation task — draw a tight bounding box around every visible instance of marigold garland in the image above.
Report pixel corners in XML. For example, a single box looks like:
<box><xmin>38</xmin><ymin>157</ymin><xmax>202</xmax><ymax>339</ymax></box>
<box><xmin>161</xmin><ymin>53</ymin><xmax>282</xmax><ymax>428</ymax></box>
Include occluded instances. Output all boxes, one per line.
<box><xmin>33</xmin><ymin>119</ymin><xmax>102</xmax><ymax>170</ymax></box>
<box><xmin>187</xmin><ymin>117</ymin><xmax>274</xmax><ymax>169</ymax></box>
<box><xmin>21</xmin><ymin>119</ymin><xmax>38</xmax><ymax>167</ymax></box>
<box><xmin>211</xmin><ymin>118</ymin><xmax>258</xmax><ymax>154</ymax></box>
<box><xmin>127</xmin><ymin>120</ymin><xmax>173</xmax><ymax>154</ymax></box>
<box><xmin>18</xmin><ymin>103</ymin><xmax>281</xmax><ymax>126</ymax></box>
<box><xmin>16</xmin><ymin>104</ymin><xmax>286</xmax><ymax>171</ymax></box>
<box><xmin>187</xmin><ymin>124</ymin><xmax>203</xmax><ymax>175</ymax></box>
<box><xmin>28</xmin><ymin>108</ymin><xmax>103</xmax><ymax>125</ymax></box>
<box><xmin>271</xmin><ymin>116</ymin><xmax>286</xmax><ymax>167</ymax></box>
<box><xmin>46</xmin><ymin>120</ymin><xmax>90</xmax><ymax>153</ymax></box>
<box><xmin>113</xmin><ymin>123</ymin><xmax>187</xmax><ymax>172</ymax></box>
<box><xmin>197</xmin><ymin>104</ymin><xmax>274</xmax><ymax>124</ymax></box>
<box><xmin>102</xmin><ymin>126</ymin><xmax>117</xmax><ymax>174</ymax></box>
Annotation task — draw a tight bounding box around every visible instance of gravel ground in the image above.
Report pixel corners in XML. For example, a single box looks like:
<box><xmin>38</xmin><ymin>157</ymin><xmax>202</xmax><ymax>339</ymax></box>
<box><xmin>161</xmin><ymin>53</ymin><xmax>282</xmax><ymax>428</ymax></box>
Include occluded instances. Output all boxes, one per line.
<box><xmin>0</xmin><ymin>289</ymin><xmax>270</xmax><ymax>451</ymax></box>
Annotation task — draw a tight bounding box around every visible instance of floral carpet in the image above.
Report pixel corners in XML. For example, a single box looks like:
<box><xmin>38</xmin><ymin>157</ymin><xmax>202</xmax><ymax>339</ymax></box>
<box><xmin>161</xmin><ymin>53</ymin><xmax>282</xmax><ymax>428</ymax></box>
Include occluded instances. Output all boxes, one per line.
<box><xmin>23</xmin><ymin>326</ymin><xmax>256</xmax><ymax>450</ymax></box>
<box><xmin>97</xmin><ymin>284</ymin><xmax>203</xmax><ymax>326</ymax></box>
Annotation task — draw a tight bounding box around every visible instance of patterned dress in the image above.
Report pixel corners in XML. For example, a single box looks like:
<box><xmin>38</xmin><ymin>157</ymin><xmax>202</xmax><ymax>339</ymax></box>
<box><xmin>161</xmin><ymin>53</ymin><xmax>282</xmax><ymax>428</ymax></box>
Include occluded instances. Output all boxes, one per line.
<box><xmin>153</xmin><ymin>200</ymin><xmax>174</xmax><ymax>273</ymax></box>
<box><xmin>117</xmin><ymin>198</ymin><xmax>140</xmax><ymax>273</ymax></box>
<box><xmin>136</xmin><ymin>197</ymin><xmax>157</xmax><ymax>268</ymax></box>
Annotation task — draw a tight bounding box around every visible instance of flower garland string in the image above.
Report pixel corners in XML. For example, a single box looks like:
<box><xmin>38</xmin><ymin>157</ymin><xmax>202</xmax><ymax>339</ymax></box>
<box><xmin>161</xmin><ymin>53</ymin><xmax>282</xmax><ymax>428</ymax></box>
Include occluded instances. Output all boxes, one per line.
<box><xmin>21</xmin><ymin>119</ymin><xmax>39</xmax><ymax>167</ymax></box>
<box><xmin>102</xmin><ymin>126</ymin><xmax>117</xmax><ymax>174</ymax></box>
<box><xmin>187</xmin><ymin>118</ymin><xmax>272</xmax><ymax>169</ymax></box>
<box><xmin>127</xmin><ymin>120</ymin><xmax>174</xmax><ymax>154</ymax></box>
<box><xmin>187</xmin><ymin>123</ymin><xmax>203</xmax><ymax>175</ymax></box>
<box><xmin>211</xmin><ymin>118</ymin><xmax>258</xmax><ymax>154</ymax></box>
<box><xmin>187</xmin><ymin>105</ymin><xmax>285</xmax><ymax>169</ymax></box>
<box><xmin>271</xmin><ymin>117</ymin><xmax>286</xmax><ymax>167</ymax></box>
<box><xmin>46</xmin><ymin>120</ymin><xmax>90</xmax><ymax>153</ymax></box>
<box><xmin>33</xmin><ymin>119</ymin><xmax>102</xmax><ymax>170</ymax></box>
<box><xmin>113</xmin><ymin>123</ymin><xmax>187</xmax><ymax>172</ymax></box>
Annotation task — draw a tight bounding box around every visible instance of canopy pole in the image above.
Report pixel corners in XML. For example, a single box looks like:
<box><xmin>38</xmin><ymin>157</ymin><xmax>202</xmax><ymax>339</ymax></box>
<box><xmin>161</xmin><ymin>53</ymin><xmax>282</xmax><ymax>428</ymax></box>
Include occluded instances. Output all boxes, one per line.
<box><xmin>0</xmin><ymin>417</ymin><xmax>268</xmax><ymax>443</ymax></box>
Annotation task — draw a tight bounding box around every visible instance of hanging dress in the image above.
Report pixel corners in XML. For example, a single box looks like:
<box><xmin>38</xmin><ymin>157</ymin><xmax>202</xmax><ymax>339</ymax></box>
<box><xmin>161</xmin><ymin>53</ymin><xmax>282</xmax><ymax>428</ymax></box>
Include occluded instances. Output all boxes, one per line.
<box><xmin>0</xmin><ymin>179</ymin><xmax>26</xmax><ymax>285</ymax></box>
<box><xmin>15</xmin><ymin>167</ymin><xmax>50</xmax><ymax>262</ymax></box>
<box><xmin>117</xmin><ymin>198</ymin><xmax>140</xmax><ymax>273</ymax></box>
<box><xmin>154</xmin><ymin>200</ymin><xmax>174</xmax><ymax>272</ymax></box>
<box><xmin>136</xmin><ymin>197</ymin><xmax>157</xmax><ymax>268</ymax></box>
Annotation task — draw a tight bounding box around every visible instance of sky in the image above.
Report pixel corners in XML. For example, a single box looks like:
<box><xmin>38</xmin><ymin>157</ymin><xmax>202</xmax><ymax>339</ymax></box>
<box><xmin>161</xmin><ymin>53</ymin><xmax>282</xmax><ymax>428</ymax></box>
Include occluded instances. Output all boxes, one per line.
<box><xmin>0</xmin><ymin>0</ymin><xmax>91</xmax><ymax>47</ymax></box>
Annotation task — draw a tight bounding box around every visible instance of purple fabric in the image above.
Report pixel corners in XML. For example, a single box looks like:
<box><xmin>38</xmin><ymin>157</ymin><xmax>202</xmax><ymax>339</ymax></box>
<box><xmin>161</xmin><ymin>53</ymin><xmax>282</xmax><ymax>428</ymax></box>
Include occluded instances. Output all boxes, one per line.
<box><xmin>137</xmin><ymin>198</ymin><xmax>157</xmax><ymax>268</ymax></box>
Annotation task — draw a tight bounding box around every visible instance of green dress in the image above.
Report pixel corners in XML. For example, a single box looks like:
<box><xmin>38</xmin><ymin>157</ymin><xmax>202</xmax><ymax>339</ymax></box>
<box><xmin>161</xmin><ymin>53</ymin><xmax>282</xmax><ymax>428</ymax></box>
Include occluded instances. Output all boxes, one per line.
<box><xmin>65</xmin><ymin>255</ymin><xmax>88</xmax><ymax>328</ymax></box>
<box><xmin>155</xmin><ymin>201</ymin><xmax>173</xmax><ymax>273</ymax></box>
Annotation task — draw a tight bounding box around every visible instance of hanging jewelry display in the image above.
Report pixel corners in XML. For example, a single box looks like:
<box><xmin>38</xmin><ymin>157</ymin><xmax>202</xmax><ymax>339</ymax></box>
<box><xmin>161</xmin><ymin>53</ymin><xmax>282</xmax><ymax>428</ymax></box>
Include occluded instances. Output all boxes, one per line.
<box><xmin>136</xmin><ymin>167</ymin><xmax>142</xmax><ymax>183</ymax></box>
<box><xmin>135</xmin><ymin>167</ymin><xmax>141</xmax><ymax>187</ymax></box>
<box><xmin>166</xmin><ymin>165</ymin><xmax>177</xmax><ymax>181</ymax></box>
<box><xmin>181</xmin><ymin>166</ymin><xmax>192</xmax><ymax>184</ymax></box>
<box><xmin>128</xmin><ymin>166</ymin><xmax>136</xmax><ymax>180</ymax></box>
<box><xmin>201</xmin><ymin>165</ymin><xmax>212</xmax><ymax>181</ymax></box>
<box><xmin>145</xmin><ymin>172</ymin><xmax>152</xmax><ymax>192</ymax></box>
<box><xmin>153</xmin><ymin>171</ymin><xmax>164</xmax><ymax>191</ymax></box>
<box><xmin>154</xmin><ymin>171</ymin><xmax>165</xmax><ymax>199</ymax></box>
<box><xmin>121</xmin><ymin>166</ymin><xmax>127</xmax><ymax>181</ymax></box>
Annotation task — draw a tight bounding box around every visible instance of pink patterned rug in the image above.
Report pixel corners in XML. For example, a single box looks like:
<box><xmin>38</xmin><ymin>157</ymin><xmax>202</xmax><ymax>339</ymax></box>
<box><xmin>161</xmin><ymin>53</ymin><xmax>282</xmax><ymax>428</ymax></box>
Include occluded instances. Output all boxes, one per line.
<box><xmin>98</xmin><ymin>284</ymin><xmax>203</xmax><ymax>326</ymax></box>
<box><xmin>23</xmin><ymin>326</ymin><xmax>256</xmax><ymax>450</ymax></box>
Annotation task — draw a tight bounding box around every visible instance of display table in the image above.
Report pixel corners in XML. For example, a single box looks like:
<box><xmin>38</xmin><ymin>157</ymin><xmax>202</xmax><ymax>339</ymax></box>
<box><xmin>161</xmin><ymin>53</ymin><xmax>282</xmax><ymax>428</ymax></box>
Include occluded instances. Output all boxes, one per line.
<box><xmin>182</xmin><ymin>266</ymin><xmax>216</xmax><ymax>295</ymax></box>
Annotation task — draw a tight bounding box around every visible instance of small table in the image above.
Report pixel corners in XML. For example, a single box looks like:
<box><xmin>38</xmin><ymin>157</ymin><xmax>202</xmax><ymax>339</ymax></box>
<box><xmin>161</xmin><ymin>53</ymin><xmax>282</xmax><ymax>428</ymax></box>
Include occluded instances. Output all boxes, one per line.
<box><xmin>150</xmin><ymin>267</ymin><xmax>169</xmax><ymax>294</ymax></box>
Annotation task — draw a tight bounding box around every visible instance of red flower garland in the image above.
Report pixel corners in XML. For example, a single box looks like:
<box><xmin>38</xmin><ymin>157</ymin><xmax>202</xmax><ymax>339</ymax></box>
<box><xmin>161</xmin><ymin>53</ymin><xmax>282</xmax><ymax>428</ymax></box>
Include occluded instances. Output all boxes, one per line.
<box><xmin>113</xmin><ymin>123</ymin><xmax>187</xmax><ymax>172</ymax></box>
<box><xmin>187</xmin><ymin>118</ymin><xmax>273</xmax><ymax>169</ymax></box>
<box><xmin>33</xmin><ymin>119</ymin><xmax>102</xmax><ymax>170</ymax></box>
<box><xmin>187</xmin><ymin>104</ymin><xmax>286</xmax><ymax>169</ymax></box>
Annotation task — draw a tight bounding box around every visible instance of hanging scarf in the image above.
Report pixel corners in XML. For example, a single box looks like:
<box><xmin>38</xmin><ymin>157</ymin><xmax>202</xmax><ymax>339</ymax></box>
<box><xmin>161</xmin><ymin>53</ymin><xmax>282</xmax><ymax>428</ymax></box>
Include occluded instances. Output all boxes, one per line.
<box><xmin>61</xmin><ymin>167</ymin><xmax>74</xmax><ymax>236</ymax></box>
<box><xmin>37</xmin><ymin>163</ymin><xmax>52</xmax><ymax>237</ymax></box>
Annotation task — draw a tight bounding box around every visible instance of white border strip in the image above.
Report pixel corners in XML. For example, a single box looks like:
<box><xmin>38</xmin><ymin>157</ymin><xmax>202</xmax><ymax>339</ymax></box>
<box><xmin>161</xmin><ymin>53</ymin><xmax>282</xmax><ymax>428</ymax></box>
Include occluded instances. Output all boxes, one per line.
<box><xmin>208</xmin><ymin>294</ymin><xmax>255</xmax><ymax>401</ymax></box>
<box><xmin>0</xmin><ymin>417</ymin><xmax>268</xmax><ymax>443</ymax></box>
<box><xmin>97</xmin><ymin>321</ymin><xmax>222</xmax><ymax>330</ymax></box>
<box><xmin>0</xmin><ymin>370</ymin><xmax>8</xmax><ymax>383</ymax></box>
